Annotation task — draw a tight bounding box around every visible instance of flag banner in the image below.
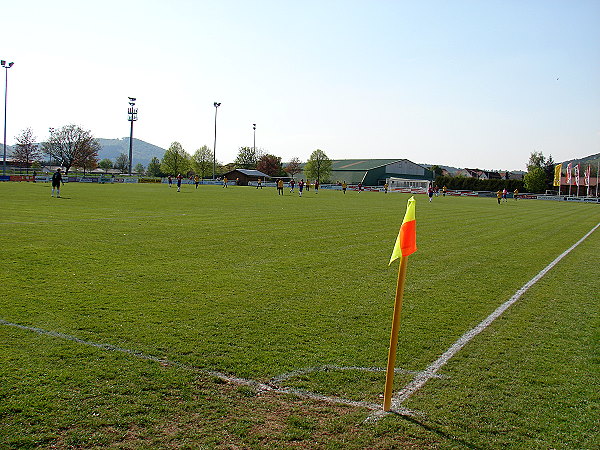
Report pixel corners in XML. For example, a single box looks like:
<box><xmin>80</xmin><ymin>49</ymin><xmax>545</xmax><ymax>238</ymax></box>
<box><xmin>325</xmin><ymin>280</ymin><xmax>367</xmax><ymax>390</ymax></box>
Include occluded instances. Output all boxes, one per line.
<box><xmin>553</xmin><ymin>164</ymin><xmax>563</xmax><ymax>187</ymax></box>
<box><xmin>566</xmin><ymin>163</ymin><xmax>572</xmax><ymax>184</ymax></box>
<box><xmin>584</xmin><ymin>165</ymin><xmax>591</xmax><ymax>187</ymax></box>
<box><xmin>389</xmin><ymin>196</ymin><xmax>417</xmax><ymax>265</ymax></box>
<box><xmin>575</xmin><ymin>164</ymin><xmax>580</xmax><ymax>186</ymax></box>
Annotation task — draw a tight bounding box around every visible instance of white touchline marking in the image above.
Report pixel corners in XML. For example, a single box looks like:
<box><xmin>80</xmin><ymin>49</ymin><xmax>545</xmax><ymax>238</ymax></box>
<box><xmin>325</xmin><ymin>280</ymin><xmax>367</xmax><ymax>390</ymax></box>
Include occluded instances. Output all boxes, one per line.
<box><xmin>0</xmin><ymin>319</ymin><xmax>414</xmax><ymax>415</ymax></box>
<box><xmin>368</xmin><ymin>221</ymin><xmax>599</xmax><ymax>420</ymax></box>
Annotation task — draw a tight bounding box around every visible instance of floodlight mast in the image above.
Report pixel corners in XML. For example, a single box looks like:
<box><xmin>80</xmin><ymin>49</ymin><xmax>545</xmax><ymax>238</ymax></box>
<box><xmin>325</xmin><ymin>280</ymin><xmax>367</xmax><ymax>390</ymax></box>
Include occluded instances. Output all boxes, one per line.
<box><xmin>253</xmin><ymin>123</ymin><xmax>256</xmax><ymax>156</ymax></box>
<box><xmin>2</xmin><ymin>60</ymin><xmax>14</xmax><ymax>176</ymax></box>
<box><xmin>213</xmin><ymin>102</ymin><xmax>221</xmax><ymax>180</ymax></box>
<box><xmin>127</xmin><ymin>97</ymin><xmax>138</xmax><ymax>175</ymax></box>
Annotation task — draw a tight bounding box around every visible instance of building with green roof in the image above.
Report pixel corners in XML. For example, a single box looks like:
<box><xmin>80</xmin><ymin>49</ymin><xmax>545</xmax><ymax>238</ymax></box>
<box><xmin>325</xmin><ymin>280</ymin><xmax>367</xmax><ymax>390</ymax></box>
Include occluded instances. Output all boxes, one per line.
<box><xmin>297</xmin><ymin>159</ymin><xmax>433</xmax><ymax>186</ymax></box>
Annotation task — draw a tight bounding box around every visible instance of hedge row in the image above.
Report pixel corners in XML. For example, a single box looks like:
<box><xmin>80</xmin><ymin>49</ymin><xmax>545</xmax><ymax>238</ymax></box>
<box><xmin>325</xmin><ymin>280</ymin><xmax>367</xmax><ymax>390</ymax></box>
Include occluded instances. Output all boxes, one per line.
<box><xmin>435</xmin><ymin>175</ymin><xmax>525</xmax><ymax>192</ymax></box>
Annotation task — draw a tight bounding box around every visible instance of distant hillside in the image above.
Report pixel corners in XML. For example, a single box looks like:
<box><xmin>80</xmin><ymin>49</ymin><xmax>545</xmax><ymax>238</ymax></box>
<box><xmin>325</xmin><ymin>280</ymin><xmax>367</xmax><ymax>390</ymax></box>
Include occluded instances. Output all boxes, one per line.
<box><xmin>561</xmin><ymin>153</ymin><xmax>600</xmax><ymax>168</ymax></box>
<box><xmin>97</xmin><ymin>138</ymin><xmax>166</xmax><ymax>168</ymax></box>
<box><xmin>5</xmin><ymin>138</ymin><xmax>165</xmax><ymax>168</ymax></box>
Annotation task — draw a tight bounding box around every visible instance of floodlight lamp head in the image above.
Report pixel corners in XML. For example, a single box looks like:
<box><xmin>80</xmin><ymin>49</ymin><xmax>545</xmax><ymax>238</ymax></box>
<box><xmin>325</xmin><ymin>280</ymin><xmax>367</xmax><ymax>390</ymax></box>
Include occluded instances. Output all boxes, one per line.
<box><xmin>214</xmin><ymin>102</ymin><xmax>221</xmax><ymax>107</ymax></box>
<box><xmin>128</xmin><ymin>97</ymin><xmax>136</xmax><ymax>102</ymax></box>
<box><xmin>8</xmin><ymin>62</ymin><xmax>14</xmax><ymax>68</ymax></box>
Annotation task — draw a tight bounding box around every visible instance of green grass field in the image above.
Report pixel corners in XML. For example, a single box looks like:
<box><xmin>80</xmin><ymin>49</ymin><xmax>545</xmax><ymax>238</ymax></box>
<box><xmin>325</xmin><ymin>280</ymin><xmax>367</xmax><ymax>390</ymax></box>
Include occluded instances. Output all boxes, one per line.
<box><xmin>1</xmin><ymin>181</ymin><xmax>599</xmax><ymax>448</ymax></box>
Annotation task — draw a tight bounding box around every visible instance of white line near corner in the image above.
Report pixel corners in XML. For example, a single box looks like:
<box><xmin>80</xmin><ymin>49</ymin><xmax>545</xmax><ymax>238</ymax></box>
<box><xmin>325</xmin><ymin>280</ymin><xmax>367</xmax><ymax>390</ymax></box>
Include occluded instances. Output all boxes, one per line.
<box><xmin>0</xmin><ymin>319</ymin><xmax>408</xmax><ymax>414</ymax></box>
<box><xmin>369</xmin><ymin>221</ymin><xmax>599</xmax><ymax>420</ymax></box>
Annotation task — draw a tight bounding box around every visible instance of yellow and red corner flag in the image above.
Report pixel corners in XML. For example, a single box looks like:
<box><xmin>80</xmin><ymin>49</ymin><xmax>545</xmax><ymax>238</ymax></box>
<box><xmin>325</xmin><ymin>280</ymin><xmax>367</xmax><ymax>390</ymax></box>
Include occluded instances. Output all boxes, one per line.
<box><xmin>384</xmin><ymin>196</ymin><xmax>417</xmax><ymax>412</ymax></box>
<box><xmin>389</xmin><ymin>196</ymin><xmax>417</xmax><ymax>265</ymax></box>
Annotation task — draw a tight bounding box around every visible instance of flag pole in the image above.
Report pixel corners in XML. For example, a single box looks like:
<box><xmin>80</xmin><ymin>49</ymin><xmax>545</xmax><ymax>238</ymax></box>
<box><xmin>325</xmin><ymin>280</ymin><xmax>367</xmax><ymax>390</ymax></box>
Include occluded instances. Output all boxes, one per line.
<box><xmin>383</xmin><ymin>256</ymin><xmax>409</xmax><ymax>411</ymax></box>
<box><xmin>597</xmin><ymin>160</ymin><xmax>599</xmax><ymax>197</ymax></box>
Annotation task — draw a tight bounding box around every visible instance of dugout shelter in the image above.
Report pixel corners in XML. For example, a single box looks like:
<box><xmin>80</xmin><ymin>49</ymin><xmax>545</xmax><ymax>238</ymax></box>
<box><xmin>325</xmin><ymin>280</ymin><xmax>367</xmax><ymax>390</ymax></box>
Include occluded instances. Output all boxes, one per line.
<box><xmin>222</xmin><ymin>169</ymin><xmax>270</xmax><ymax>186</ymax></box>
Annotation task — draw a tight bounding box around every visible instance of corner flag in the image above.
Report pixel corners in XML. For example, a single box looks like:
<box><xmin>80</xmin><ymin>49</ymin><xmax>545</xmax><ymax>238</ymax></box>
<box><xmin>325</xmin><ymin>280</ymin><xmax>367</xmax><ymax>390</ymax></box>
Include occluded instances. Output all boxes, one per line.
<box><xmin>389</xmin><ymin>196</ymin><xmax>417</xmax><ymax>265</ymax></box>
<box><xmin>384</xmin><ymin>196</ymin><xmax>417</xmax><ymax>412</ymax></box>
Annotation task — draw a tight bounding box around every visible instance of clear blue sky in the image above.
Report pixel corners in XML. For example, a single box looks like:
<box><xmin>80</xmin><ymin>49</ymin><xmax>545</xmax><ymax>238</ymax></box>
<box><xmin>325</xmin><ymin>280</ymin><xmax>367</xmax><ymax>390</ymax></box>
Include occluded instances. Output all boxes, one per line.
<box><xmin>3</xmin><ymin>0</ymin><xmax>599</xmax><ymax>170</ymax></box>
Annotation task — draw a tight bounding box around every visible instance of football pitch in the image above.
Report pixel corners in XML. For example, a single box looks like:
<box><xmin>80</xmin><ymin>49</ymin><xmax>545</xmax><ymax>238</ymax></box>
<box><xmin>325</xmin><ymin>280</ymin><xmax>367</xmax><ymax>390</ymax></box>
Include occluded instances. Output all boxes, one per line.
<box><xmin>1</xmin><ymin>181</ymin><xmax>599</xmax><ymax>448</ymax></box>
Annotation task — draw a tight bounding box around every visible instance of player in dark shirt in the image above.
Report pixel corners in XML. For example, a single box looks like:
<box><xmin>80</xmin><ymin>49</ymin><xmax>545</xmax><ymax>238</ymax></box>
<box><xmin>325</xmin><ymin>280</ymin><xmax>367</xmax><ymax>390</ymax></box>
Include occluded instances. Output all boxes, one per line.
<box><xmin>51</xmin><ymin>168</ymin><xmax>63</xmax><ymax>197</ymax></box>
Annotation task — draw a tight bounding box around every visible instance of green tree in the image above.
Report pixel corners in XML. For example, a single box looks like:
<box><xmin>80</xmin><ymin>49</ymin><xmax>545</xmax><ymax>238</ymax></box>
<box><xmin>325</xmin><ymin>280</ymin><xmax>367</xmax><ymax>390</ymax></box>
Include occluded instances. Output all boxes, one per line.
<box><xmin>98</xmin><ymin>158</ymin><xmax>113</xmax><ymax>172</ymax></box>
<box><xmin>524</xmin><ymin>167</ymin><xmax>547</xmax><ymax>193</ymax></box>
<box><xmin>42</xmin><ymin>124</ymin><xmax>100</xmax><ymax>174</ymax></box>
<box><xmin>304</xmin><ymin>149</ymin><xmax>332</xmax><ymax>182</ymax></box>
<box><xmin>526</xmin><ymin>150</ymin><xmax>556</xmax><ymax>191</ymax></box>
<box><xmin>12</xmin><ymin>127</ymin><xmax>41</xmax><ymax>173</ymax></box>
<box><xmin>527</xmin><ymin>151</ymin><xmax>546</xmax><ymax>171</ymax></box>
<box><xmin>429</xmin><ymin>165</ymin><xmax>443</xmax><ymax>177</ymax></box>
<box><xmin>146</xmin><ymin>157</ymin><xmax>163</xmax><ymax>177</ymax></box>
<box><xmin>234</xmin><ymin>146</ymin><xmax>260</xmax><ymax>169</ymax></box>
<box><xmin>543</xmin><ymin>154</ymin><xmax>556</xmax><ymax>190</ymax></box>
<box><xmin>114</xmin><ymin>153</ymin><xmax>129</xmax><ymax>173</ymax></box>
<box><xmin>134</xmin><ymin>163</ymin><xmax>145</xmax><ymax>175</ymax></box>
<box><xmin>161</xmin><ymin>142</ymin><xmax>190</xmax><ymax>175</ymax></box>
<box><xmin>192</xmin><ymin>145</ymin><xmax>213</xmax><ymax>180</ymax></box>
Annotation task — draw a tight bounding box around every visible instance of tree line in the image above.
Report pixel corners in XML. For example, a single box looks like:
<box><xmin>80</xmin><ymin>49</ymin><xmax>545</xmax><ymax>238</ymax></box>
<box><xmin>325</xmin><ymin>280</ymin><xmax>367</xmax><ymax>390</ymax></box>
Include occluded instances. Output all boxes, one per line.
<box><xmin>13</xmin><ymin>125</ymin><xmax>592</xmax><ymax>193</ymax></box>
<box><xmin>434</xmin><ymin>175</ymin><xmax>525</xmax><ymax>193</ymax></box>
<box><xmin>11</xmin><ymin>125</ymin><xmax>100</xmax><ymax>175</ymax></box>
<box><xmin>9</xmin><ymin>125</ymin><xmax>334</xmax><ymax>181</ymax></box>
<box><xmin>148</xmin><ymin>143</ymin><xmax>333</xmax><ymax>182</ymax></box>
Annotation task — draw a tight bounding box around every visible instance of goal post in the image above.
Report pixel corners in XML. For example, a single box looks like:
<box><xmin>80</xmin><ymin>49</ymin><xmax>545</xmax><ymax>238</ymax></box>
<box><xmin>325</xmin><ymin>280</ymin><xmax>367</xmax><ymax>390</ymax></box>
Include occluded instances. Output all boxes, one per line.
<box><xmin>387</xmin><ymin>177</ymin><xmax>430</xmax><ymax>191</ymax></box>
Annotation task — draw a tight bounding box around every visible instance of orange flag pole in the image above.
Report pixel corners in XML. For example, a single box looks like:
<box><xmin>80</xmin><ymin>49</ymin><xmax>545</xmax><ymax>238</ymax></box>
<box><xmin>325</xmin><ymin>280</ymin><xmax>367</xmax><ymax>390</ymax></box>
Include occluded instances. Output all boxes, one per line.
<box><xmin>383</xmin><ymin>255</ymin><xmax>409</xmax><ymax>411</ymax></box>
